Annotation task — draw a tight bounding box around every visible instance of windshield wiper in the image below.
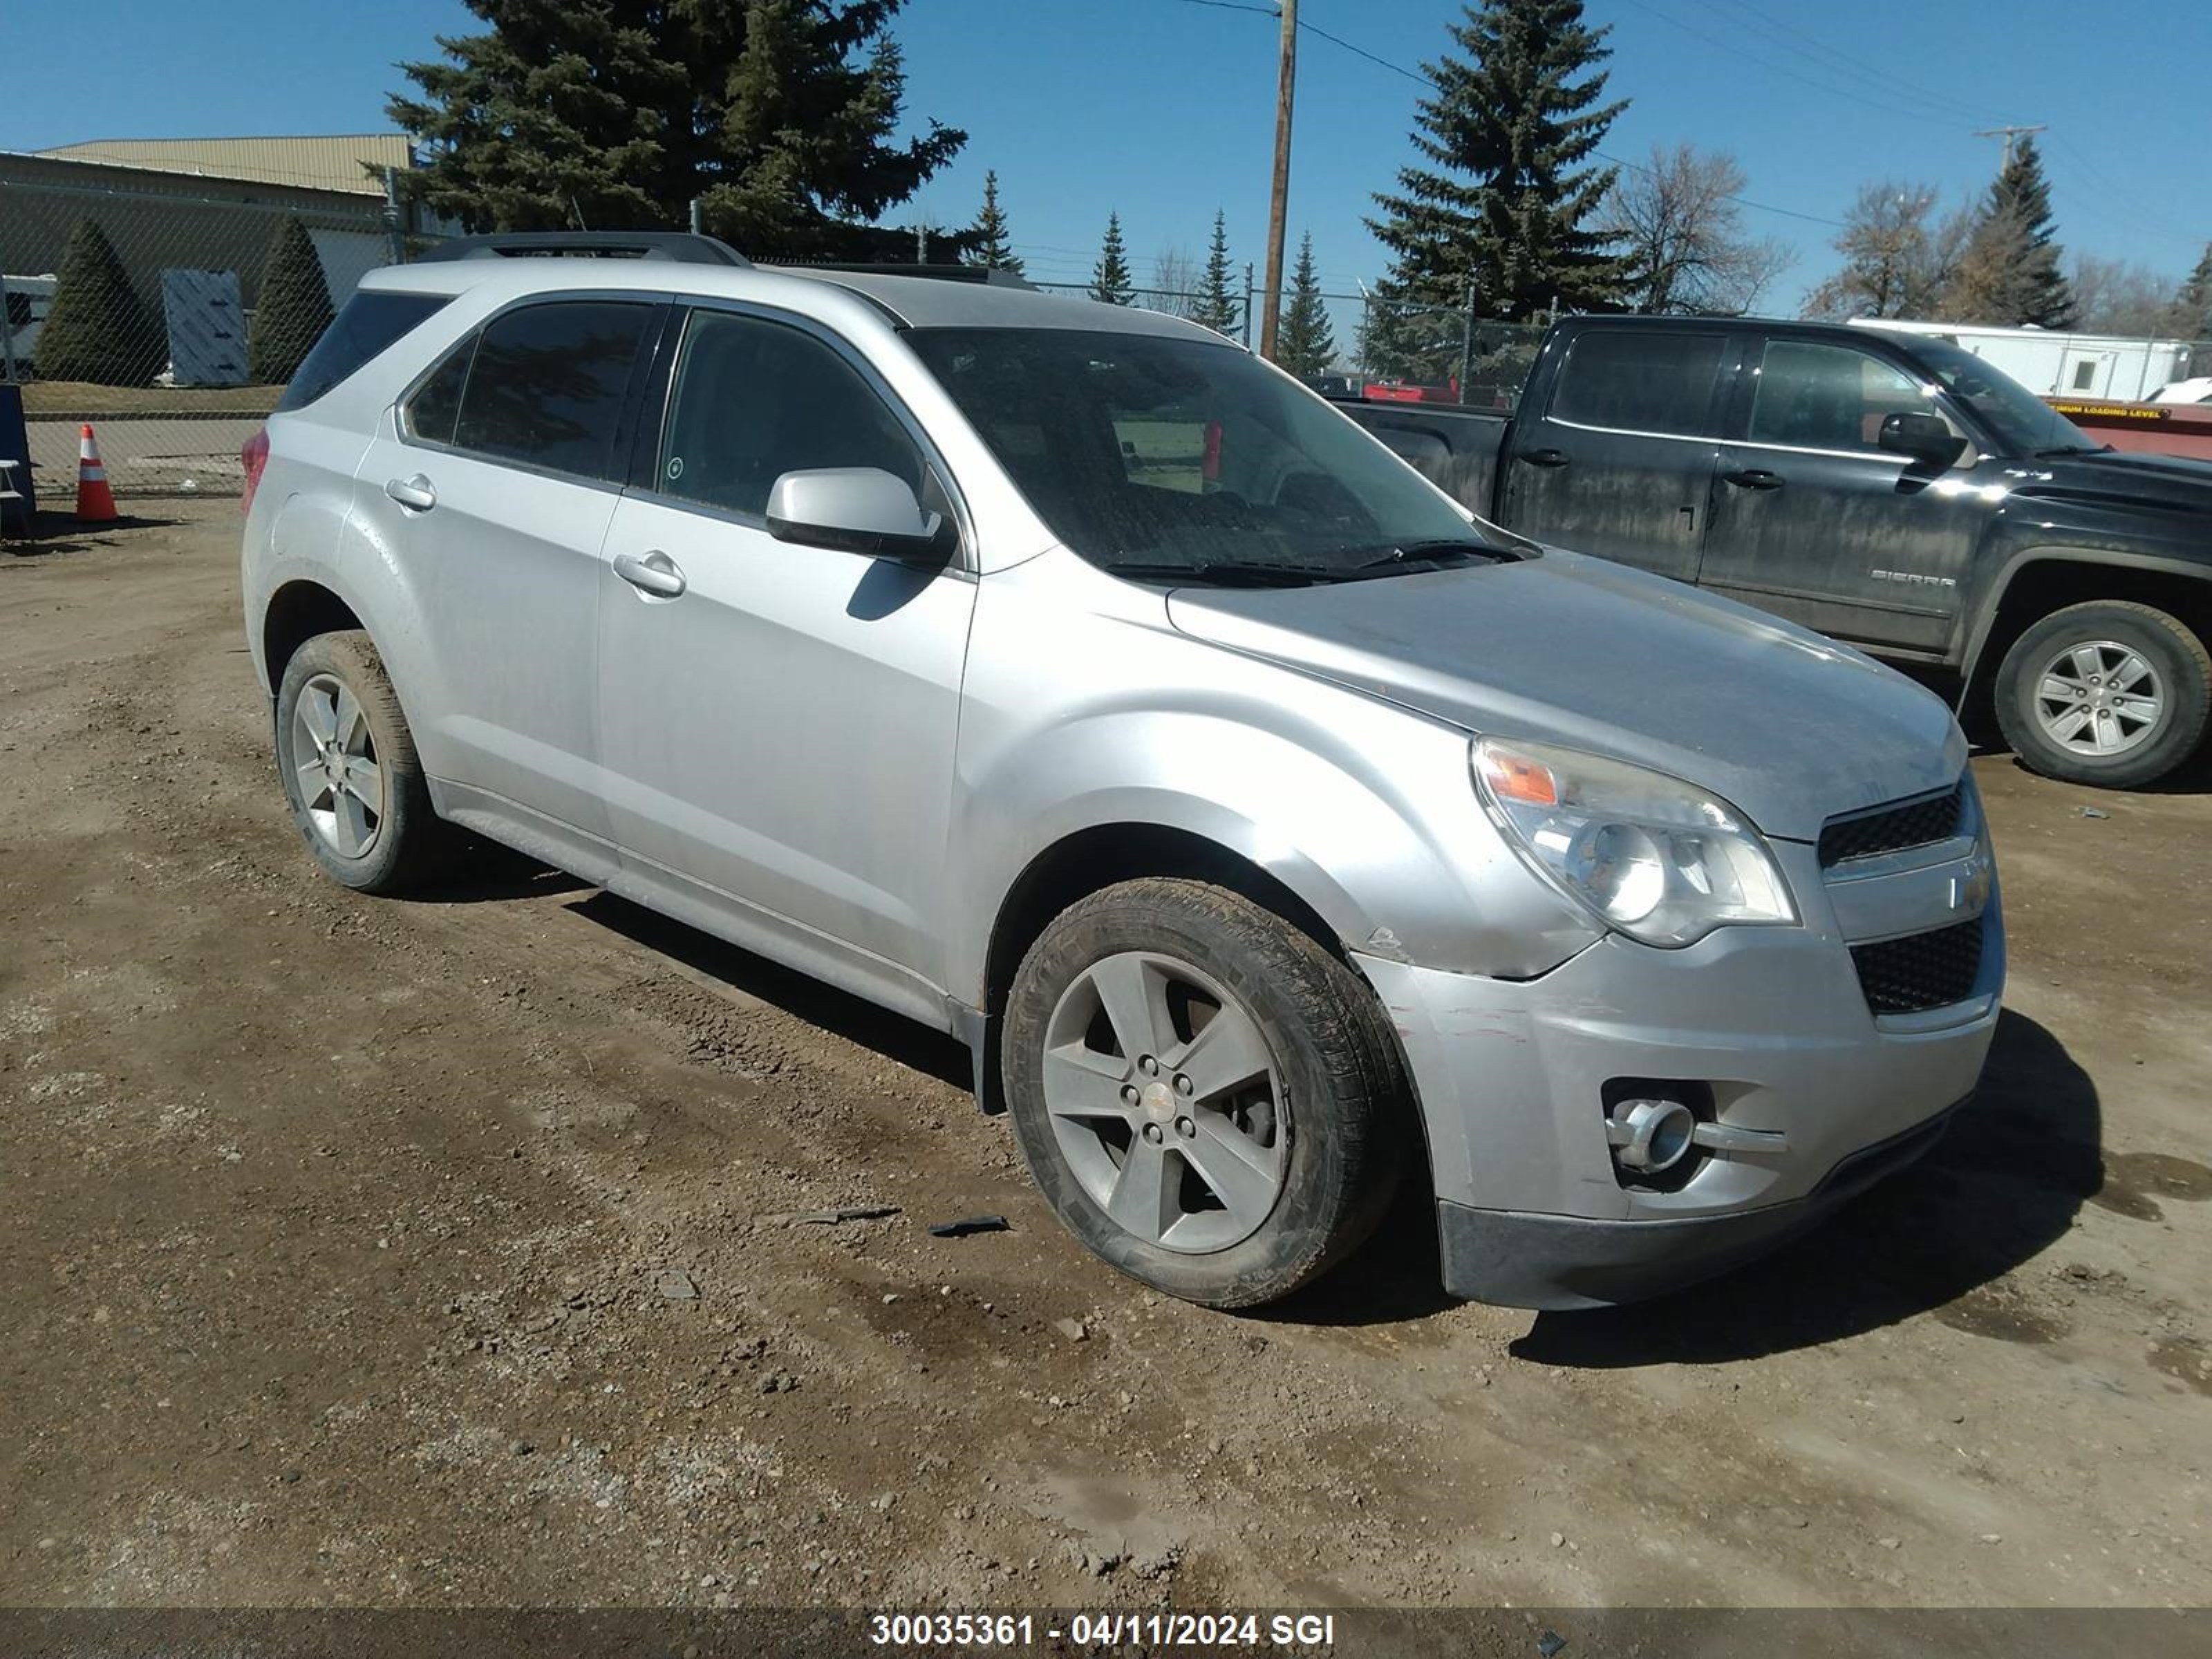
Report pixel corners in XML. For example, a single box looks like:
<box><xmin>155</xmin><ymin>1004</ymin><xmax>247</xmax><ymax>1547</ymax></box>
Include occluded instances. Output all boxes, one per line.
<box><xmin>1099</xmin><ymin>559</ymin><xmax>1342</xmax><ymax>588</ymax></box>
<box><xmin>1347</xmin><ymin>539</ymin><xmax>1521</xmax><ymax>573</ymax></box>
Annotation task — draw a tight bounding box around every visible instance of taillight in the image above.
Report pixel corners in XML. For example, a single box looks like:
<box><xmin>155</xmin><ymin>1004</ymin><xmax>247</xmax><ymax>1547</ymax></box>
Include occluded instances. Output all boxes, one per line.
<box><xmin>241</xmin><ymin>427</ymin><xmax>271</xmax><ymax>514</ymax></box>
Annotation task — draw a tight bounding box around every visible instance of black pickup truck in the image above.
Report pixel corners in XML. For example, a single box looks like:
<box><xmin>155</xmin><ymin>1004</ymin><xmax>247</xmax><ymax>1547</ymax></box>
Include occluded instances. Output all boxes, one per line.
<box><xmin>1339</xmin><ymin>316</ymin><xmax>2212</xmax><ymax>789</ymax></box>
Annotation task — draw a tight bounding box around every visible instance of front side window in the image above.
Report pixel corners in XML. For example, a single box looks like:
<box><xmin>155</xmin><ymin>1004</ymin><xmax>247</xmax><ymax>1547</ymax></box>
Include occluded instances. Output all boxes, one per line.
<box><xmin>1548</xmin><ymin>330</ymin><xmax>1727</xmax><ymax>438</ymax></box>
<box><xmin>1912</xmin><ymin>337</ymin><xmax>2093</xmax><ymax>456</ymax></box>
<box><xmin>655</xmin><ymin>309</ymin><xmax>923</xmax><ymax>518</ymax></box>
<box><xmin>1748</xmin><ymin>339</ymin><xmax>1940</xmax><ymax>453</ymax></box>
<box><xmin>906</xmin><ymin>326</ymin><xmax>1505</xmax><ymax>582</ymax></box>
<box><xmin>448</xmin><ymin>300</ymin><xmax>654</xmax><ymax>480</ymax></box>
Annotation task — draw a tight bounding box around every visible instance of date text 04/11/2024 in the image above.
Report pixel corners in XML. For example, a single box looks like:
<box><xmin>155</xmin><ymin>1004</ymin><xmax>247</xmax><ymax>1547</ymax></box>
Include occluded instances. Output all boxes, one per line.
<box><xmin>866</xmin><ymin>1611</ymin><xmax>1340</xmax><ymax>1648</ymax></box>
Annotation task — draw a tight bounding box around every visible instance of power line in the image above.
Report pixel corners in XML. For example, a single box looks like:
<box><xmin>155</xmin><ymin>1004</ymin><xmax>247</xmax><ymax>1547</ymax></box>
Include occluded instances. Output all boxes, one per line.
<box><xmin>1699</xmin><ymin>0</ymin><xmax>2012</xmax><ymax>125</ymax></box>
<box><xmin>1283</xmin><ymin>8</ymin><xmax>1846</xmax><ymax>229</ymax></box>
<box><xmin>1614</xmin><ymin>0</ymin><xmax>1959</xmax><ymax>130</ymax></box>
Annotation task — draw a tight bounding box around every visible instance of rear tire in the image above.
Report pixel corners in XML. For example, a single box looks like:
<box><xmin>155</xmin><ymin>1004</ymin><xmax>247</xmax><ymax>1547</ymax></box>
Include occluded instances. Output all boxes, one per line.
<box><xmin>1002</xmin><ymin>878</ymin><xmax>1407</xmax><ymax>1309</ymax></box>
<box><xmin>1994</xmin><ymin>601</ymin><xmax>2210</xmax><ymax>789</ymax></box>
<box><xmin>274</xmin><ymin>630</ymin><xmax>456</xmax><ymax>894</ymax></box>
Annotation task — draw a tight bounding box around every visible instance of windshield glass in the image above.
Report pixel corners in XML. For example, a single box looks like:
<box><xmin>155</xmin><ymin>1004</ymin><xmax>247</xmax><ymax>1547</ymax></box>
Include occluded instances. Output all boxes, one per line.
<box><xmin>906</xmin><ymin>326</ymin><xmax>1518</xmax><ymax>582</ymax></box>
<box><xmin>1909</xmin><ymin>337</ymin><xmax>2096</xmax><ymax>456</ymax></box>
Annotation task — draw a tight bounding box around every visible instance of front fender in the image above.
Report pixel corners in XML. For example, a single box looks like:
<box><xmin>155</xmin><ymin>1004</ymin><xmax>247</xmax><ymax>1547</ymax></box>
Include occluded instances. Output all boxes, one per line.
<box><xmin>946</xmin><ymin>563</ymin><xmax>1599</xmax><ymax>1002</ymax></box>
<box><xmin>1961</xmin><ymin>543</ymin><xmax>2212</xmax><ymax>684</ymax></box>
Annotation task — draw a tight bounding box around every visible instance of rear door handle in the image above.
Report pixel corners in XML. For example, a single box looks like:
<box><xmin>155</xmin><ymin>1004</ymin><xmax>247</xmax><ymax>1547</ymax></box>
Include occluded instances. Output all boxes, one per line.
<box><xmin>1722</xmin><ymin>468</ymin><xmax>1784</xmax><ymax>491</ymax></box>
<box><xmin>384</xmin><ymin>474</ymin><xmax>437</xmax><ymax>512</ymax></box>
<box><xmin>613</xmin><ymin>550</ymin><xmax>686</xmax><ymax>599</ymax></box>
<box><xmin>1517</xmin><ymin>448</ymin><xmax>1569</xmax><ymax>468</ymax></box>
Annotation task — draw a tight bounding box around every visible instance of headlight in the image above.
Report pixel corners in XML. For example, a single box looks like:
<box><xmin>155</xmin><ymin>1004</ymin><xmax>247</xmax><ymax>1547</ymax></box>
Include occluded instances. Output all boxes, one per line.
<box><xmin>1472</xmin><ymin>737</ymin><xmax>1795</xmax><ymax>948</ymax></box>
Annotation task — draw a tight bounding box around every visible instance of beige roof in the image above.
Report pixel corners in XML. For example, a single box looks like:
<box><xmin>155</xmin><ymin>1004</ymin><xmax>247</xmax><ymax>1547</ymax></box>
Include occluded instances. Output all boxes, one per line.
<box><xmin>36</xmin><ymin>135</ymin><xmax>411</xmax><ymax>195</ymax></box>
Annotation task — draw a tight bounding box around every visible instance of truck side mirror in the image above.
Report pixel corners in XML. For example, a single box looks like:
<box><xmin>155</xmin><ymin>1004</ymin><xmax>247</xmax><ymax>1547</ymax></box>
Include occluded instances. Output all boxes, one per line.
<box><xmin>1878</xmin><ymin>411</ymin><xmax>1967</xmax><ymax>470</ymax></box>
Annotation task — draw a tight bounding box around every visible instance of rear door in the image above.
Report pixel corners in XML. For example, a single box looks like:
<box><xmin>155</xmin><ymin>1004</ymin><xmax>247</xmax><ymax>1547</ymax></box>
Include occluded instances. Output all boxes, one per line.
<box><xmin>350</xmin><ymin>294</ymin><xmax>660</xmax><ymax>844</ymax></box>
<box><xmin>1699</xmin><ymin>334</ymin><xmax>1983</xmax><ymax>654</ymax></box>
<box><xmin>1497</xmin><ymin>326</ymin><xmax>1734</xmax><ymax>581</ymax></box>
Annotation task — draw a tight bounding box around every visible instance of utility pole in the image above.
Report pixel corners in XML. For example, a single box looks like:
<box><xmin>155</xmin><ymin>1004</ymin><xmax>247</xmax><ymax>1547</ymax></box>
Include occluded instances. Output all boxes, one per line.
<box><xmin>1257</xmin><ymin>0</ymin><xmax>1297</xmax><ymax>362</ymax></box>
<box><xmin>1972</xmin><ymin>123</ymin><xmax>2047</xmax><ymax>165</ymax></box>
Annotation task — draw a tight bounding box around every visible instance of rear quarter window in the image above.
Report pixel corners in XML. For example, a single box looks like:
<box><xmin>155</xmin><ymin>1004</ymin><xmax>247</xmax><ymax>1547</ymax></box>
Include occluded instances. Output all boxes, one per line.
<box><xmin>449</xmin><ymin>300</ymin><xmax>656</xmax><ymax>482</ymax></box>
<box><xmin>273</xmin><ymin>292</ymin><xmax>450</xmax><ymax>411</ymax></box>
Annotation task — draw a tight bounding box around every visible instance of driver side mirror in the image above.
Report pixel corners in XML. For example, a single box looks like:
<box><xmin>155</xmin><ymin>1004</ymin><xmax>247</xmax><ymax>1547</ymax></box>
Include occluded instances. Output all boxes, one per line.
<box><xmin>765</xmin><ymin>467</ymin><xmax>947</xmax><ymax>562</ymax></box>
<box><xmin>1878</xmin><ymin>411</ymin><xmax>1967</xmax><ymax>470</ymax></box>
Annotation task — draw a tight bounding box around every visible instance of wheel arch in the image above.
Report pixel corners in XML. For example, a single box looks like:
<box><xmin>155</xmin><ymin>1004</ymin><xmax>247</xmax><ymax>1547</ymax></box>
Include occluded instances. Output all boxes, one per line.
<box><xmin>1962</xmin><ymin>550</ymin><xmax>2212</xmax><ymax>712</ymax></box>
<box><xmin>968</xmin><ymin>821</ymin><xmax>1367</xmax><ymax>1116</ymax></box>
<box><xmin>261</xmin><ymin>579</ymin><xmax>366</xmax><ymax>696</ymax></box>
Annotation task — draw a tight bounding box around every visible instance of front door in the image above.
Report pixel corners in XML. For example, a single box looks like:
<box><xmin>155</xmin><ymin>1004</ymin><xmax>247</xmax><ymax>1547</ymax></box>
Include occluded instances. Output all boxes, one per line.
<box><xmin>1699</xmin><ymin>335</ymin><xmax>1986</xmax><ymax>655</ymax></box>
<box><xmin>596</xmin><ymin>305</ymin><xmax>975</xmax><ymax>1021</ymax></box>
<box><xmin>1499</xmin><ymin>326</ymin><xmax>1734</xmax><ymax>583</ymax></box>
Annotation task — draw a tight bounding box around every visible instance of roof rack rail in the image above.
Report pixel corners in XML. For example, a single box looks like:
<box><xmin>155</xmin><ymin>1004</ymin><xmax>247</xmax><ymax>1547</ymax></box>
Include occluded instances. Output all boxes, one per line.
<box><xmin>415</xmin><ymin>232</ymin><xmax>751</xmax><ymax>268</ymax></box>
<box><xmin>774</xmin><ymin>261</ymin><xmax>1037</xmax><ymax>292</ymax></box>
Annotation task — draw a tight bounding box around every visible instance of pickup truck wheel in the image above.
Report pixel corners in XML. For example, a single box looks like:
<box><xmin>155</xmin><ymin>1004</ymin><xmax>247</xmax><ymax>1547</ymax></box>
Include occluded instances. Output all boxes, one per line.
<box><xmin>1994</xmin><ymin>601</ymin><xmax>2211</xmax><ymax>789</ymax></box>
<box><xmin>1002</xmin><ymin>878</ymin><xmax>1405</xmax><ymax>1309</ymax></box>
<box><xmin>274</xmin><ymin>630</ymin><xmax>455</xmax><ymax>894</ymax></box>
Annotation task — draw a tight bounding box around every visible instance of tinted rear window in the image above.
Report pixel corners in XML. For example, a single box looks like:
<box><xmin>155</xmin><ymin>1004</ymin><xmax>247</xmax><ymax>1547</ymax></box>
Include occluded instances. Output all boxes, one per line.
<box><xmin>273</xmin><ymin>292</ymin><xmax>449</xmax><ymax>411</ymax></box>
<box><xmin>451</xmin><ymin>300</ymin><xmax>655</xmax><ymax>480</ymax></box>
<box><xmin>1548</xmin><ymin>329</ymin><xmax>1727</xmax><ymax>437</ymax></box>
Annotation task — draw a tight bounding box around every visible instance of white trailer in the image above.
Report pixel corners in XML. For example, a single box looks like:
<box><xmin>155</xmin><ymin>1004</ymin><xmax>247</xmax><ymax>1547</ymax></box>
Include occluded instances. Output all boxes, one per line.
<box><xmin>1850</xmin><ymin>317</ymin><xmax>2195</xmax><ymax>401</ymax></box>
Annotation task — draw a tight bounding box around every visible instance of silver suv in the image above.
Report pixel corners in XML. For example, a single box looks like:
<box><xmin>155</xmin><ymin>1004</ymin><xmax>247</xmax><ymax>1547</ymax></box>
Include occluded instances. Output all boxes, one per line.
<box><xmin>242</xmin><ymin>235</ymin><xmax>2003</xmax><ymax>1311</ymax></box>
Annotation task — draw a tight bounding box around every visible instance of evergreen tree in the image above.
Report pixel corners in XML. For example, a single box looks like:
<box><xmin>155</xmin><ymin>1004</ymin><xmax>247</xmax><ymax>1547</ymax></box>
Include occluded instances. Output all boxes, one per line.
<box><xmin>1091</xmin><ymin>212</ymin><xmax>1135</xmax><ymax>306</ymax></box>
<box><xmin>1367</xmin><ymin>0</ymin><xmax>1630</xmax><ymax>326</ymax></box>
<box><xmin>1276</xmin><ymin>232</ymin><xmax>1335</xmax><ymax>377</ymax></box>
<box><xmin>33</xmin><ymin>219</ymin><xmax>164</xmax><ymax>387</ymax></box>
<box><xmin>964</xmin><ymin>170</ymin><xmax>1023</xmax><ymax>276</ymax></box>
<box><xmin>388</xmin><ymin>0</ymin><xmax>966</xmax><ymax>261</ymax></box>
<box><xmin>248</xmin><ymin>215</ymin><xmax>336</xmax><ymax>385</ymax></box>
<box><xmin>1945</xmin><ymin>136</ymin><xmax>2074</xmax><ymax>328</ymax></box>
<box><xmin>2166</xmin><ymin>242</ymin><xmax>2212</xmax><ymax>339</ymax></box>
<box><xmin>1195</xmin><ymin>211</ymin><xmax>1238</xmax><ymax>334</ymax></box>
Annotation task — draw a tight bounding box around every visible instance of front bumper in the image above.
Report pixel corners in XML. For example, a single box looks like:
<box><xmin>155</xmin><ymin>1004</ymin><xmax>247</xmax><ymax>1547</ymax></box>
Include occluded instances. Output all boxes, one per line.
<box><xmin>1356</xmin><ymin>835</ymin><xmax>2003</xmax><ymax>1310</ymax></box>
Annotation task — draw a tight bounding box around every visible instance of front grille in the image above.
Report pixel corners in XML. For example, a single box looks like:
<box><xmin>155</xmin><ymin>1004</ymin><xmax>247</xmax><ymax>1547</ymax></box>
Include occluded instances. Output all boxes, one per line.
<box><xmin>1819</xmin><ymin>782</ymin><xmax>1966</xmax><ymax>867</ymax></box>
<box><xmin>1851</xmin><ymin>919</ymin><xmax>1985</xmax><ymax>1015</ymax></box>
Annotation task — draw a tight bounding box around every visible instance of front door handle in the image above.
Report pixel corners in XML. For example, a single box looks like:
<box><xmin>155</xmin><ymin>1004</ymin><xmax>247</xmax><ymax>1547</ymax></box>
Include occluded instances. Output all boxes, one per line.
<box><xmin>1517</xmin><ymin>447</ymin><xmax>1569</xmax><ymax>468</ymax></box>
<box><xmin>1722</xmin><ymin>468</ymin><xmax>1784</xmax><ymax>491</ymax></box>
<box><xmin>384</xmin><ymin>474</ymin><xmax>437</xmax><ymax>512</ymax></box>
<box><xmin>613</xmin><ymin>550</ymin><xmax>686</xmax><ymax>599</ymax></box>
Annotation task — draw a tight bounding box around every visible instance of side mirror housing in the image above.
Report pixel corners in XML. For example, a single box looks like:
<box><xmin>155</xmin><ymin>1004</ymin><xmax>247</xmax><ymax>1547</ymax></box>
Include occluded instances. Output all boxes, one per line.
<box><xmin>765</xmin><ymin>467</ymin><xmax>947</xmax><ymax>561</ymax></box>
<box><xmin>1878</xmin><ymin>411</ymin><xmax>1968</xmax><ymax>470</ymax></box>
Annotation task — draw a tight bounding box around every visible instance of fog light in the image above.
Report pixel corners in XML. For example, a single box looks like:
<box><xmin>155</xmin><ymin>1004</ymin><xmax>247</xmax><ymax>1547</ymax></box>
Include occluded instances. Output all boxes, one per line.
<box><xmin>1609</xmin><ymin>1098</ymin><xmax>1697</xmax><ymax>1174</ymax></box>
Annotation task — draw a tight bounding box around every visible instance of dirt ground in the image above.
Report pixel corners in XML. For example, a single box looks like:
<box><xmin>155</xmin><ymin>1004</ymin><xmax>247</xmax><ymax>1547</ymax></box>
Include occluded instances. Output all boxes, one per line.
<box><xmin>2</xmin><ymin>502</ymin><xmax>2208</xmax><ymax>1618</ymax></box>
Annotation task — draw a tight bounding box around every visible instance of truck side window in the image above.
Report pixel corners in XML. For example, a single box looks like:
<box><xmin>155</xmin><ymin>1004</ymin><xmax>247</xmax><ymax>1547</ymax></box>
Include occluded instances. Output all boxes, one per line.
<box><xmin>1749</xmin><ymin>341</ymin><xmax>1936</xmax><ymax>454</ymax></box>
<box><xmin>656</xmin><ymin>310</ymin><xmax>924</xmax><ymax>520</ymax></box>
<box><xmin>1549</xmin><ymin>330</ymin><xmax>1725</xmax><ymax>437</ymax></box>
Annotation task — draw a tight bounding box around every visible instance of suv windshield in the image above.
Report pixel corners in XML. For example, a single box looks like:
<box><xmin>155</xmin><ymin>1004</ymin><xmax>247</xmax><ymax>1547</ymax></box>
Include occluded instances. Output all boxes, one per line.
<box><xmin>907</xmin><ymin>326</ymin><xmax>1519</xmax><ymax>583</ymax></box>
<box><xmin>1909</xmin><ymin>337</ymin><xmax>2097</xmax><ymax>456</ymax></box>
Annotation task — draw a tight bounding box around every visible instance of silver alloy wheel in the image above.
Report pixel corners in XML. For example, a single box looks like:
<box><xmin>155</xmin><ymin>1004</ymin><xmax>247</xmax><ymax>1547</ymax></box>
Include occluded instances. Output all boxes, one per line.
<box><xmin>1040</xmin><ymin>950</ymin><xmax>1288</xmax><ymax>1253</ymax></box>
<box><xmin>2032</xmin><ymin>639</ymin><xmax>2165</xmax><ymax>757</ymax></box>
<box><xmin>290</xmin><ymin>672</ymin><xmax>386</xmax><ymax>859</ymax></box>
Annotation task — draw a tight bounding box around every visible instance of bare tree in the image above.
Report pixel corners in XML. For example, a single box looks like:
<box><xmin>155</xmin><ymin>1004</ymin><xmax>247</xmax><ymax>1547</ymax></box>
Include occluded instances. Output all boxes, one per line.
<box><xmin>2071</xmin><ymin>253</ymin><xmax>2184</xmax><ymax>336</ymax></box>
<box><xmin>1803</xmin><ymin>181</ymin><xmax>1971</xmax><ymax>321</ymax></box>
<box><xmin>1149</xmin><ymin>247</ymin><xmax>1204</xmax><ymax>321</ymax></box>
<box><xmin>1601</xmin><ymin>143</ymin><xmax>1792</xmax><ymax>315</ymax></box>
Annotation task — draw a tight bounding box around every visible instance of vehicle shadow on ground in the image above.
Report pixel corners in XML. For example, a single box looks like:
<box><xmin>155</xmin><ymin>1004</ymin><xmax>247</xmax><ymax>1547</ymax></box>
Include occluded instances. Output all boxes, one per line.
<box><xmin>566</xmin><ymin>888</ymin><xmax>977</xmax><ymax>1094</ymax></box>
<box><xmin>1510</xmin><ymin>1009</ymin><xmax>2100</xmax><ymax>1367</ymax></box>
<box><xmin>405</xmin><ymin>842</ymin><xmax>594</xmax><ymax>905</ymax></box>
<box><xmin>3</xmin><ymin>508</ymin><xmax>182</xmax><ymax>557</ymax></box>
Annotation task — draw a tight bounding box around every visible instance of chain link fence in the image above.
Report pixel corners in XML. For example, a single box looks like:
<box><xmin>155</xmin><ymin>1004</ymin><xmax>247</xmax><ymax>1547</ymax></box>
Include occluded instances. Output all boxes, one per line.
<box><xmin>1</xmin><ymin>165</ymin><xmax>407</xmax><ymax>503</ymax></box>
<box><xmin>1031</xmin><ymin>279</ymin><xmax>1544</xmax><ymax>407</ymax></box>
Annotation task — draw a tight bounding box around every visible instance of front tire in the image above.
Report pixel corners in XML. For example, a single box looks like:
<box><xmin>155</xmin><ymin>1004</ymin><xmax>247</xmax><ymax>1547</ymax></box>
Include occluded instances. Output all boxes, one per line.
<box><xmin>1002</xmin><ymin>878</ymin><xmax>1407</xmax><ymax>1309</ymax></box>
<box><xmin>274</xmin><ymin>630</ymin><xmax>454</xmax><ymax>893</ymax></box>
<box><xmin>1994</xmin><ymin>600</ymin><xmax>2211</xmax><ymax>789</ymax></box>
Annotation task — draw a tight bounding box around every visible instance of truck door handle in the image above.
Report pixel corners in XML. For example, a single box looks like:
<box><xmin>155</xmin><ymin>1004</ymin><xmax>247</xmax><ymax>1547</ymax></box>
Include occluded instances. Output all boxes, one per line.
<box><xmin>613</xmin><ymin>550</ymin><xmax>686</xmax><ymax>599</ymax></box>
<box><xmin>1722</xmin><ymin>468</ymin><xmax>1784</xmax><ymax>491</ymax></box>
<box><xmin>1517</xmin><ymin>448</ymin><xmax>1569</xmax><ymax>469</ymax></box>
<box><xmin>384</xmin><ymin>474</ymin><xmax>437</xmax><ymax>512</ymax></box>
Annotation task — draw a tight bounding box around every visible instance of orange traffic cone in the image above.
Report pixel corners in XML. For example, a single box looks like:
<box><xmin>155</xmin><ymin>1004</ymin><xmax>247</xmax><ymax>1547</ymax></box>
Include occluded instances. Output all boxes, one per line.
<box><xmin>76</xmin><ymin>423</ymin><xmax>118</xmax><ymax>523</ymax></box>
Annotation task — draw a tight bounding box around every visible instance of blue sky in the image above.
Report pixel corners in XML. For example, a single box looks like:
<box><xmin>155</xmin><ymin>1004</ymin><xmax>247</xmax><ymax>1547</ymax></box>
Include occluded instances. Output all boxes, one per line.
<box><xmin>5</xmin><ymin>0</ymin><xmax>2205</xmax><ymax>312</ymax></box>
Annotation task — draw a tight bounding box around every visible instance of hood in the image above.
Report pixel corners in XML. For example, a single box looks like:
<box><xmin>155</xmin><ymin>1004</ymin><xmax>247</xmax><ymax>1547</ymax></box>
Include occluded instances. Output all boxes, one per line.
<box><xmin>1165</xmin><ymin>550</ymin><xmax>1965</xmax><ymax>843</ymax></box>
<box><xmin>2021</xmin><ymin>447</ymin><xmax>2212</xmax><ymax>514</ymax></box>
